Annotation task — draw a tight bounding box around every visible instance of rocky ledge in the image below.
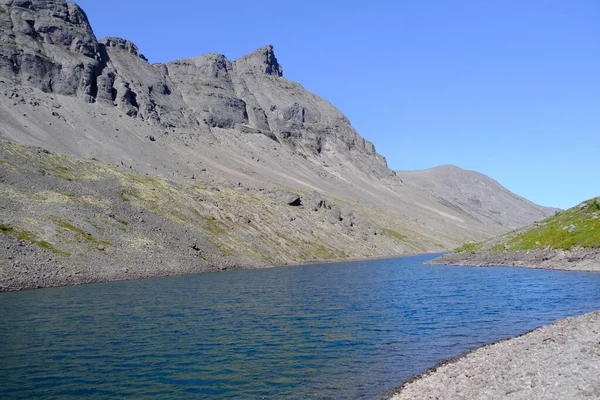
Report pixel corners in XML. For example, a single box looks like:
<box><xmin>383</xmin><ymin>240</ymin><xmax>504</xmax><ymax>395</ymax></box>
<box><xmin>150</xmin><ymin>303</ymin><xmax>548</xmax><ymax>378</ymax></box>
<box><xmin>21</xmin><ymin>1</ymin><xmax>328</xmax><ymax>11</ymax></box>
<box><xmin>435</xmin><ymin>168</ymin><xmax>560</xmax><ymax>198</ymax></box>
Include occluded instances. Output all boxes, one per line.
<box><xmin>430</xmin><ymin>248</ymin><xmax>600</xmax><ymax>272</ymax></box>
<box><xmin>392</xmin><ymin>310</ymin><xmax>600</xmax><ymax>399</ymax></box>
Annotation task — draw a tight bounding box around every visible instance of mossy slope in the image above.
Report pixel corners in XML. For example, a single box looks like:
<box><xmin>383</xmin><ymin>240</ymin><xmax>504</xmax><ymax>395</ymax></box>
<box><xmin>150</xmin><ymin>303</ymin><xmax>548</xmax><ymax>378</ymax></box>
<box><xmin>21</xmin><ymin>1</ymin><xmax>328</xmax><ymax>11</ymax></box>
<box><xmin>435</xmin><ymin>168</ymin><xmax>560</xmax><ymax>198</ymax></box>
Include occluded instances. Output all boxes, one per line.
<box><xmin>455</xmin><ymin>198</ymin><xmax>600</xmax><ymax>253</ymax></box>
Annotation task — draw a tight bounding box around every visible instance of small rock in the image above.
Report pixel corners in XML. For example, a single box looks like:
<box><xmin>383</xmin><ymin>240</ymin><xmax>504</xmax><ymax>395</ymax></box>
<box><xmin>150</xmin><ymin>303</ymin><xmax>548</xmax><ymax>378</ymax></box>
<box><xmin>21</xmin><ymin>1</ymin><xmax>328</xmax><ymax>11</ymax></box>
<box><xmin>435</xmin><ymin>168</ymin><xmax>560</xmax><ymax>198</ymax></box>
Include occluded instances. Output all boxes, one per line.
<box><xmin>97</xmin><ymin>245</ymin><xmax>105</xmax><ymax>251</ymax></box>
<box><xmin>568</xmin><ymin>224</ymin><xmax>576</xmax><ymax>233</ymax></box>
<box><xmin>236</xmin><ymin>216</ymin><xmax>251</xmax><ymax>224</ymax></box>
<box><xmin>191</xmin><ymin>243</ymin><xmax>201</xmax><ymax>252</ymax></box>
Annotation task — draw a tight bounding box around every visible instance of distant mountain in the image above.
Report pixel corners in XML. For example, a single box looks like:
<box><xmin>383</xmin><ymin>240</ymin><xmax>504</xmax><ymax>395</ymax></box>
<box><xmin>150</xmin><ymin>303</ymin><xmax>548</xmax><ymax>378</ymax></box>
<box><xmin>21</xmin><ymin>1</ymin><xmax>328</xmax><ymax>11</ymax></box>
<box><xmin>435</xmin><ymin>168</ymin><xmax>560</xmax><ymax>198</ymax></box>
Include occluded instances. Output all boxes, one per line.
<box><xmin>0</xmin><ymin>0</ymin><xmax>557</xmax><ymax>289</ymax></box>
<box><xmin>396</xmin><ymin>165</ymin><xmax>558</xmax><ymax>229</ymax></box>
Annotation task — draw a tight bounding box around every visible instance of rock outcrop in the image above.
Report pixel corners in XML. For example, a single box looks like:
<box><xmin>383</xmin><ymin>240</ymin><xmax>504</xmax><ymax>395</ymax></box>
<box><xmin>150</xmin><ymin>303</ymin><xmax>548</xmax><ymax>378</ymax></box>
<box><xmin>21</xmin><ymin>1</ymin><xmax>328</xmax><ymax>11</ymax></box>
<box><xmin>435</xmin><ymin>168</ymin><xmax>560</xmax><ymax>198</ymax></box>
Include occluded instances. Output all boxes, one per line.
<box><xmin>0</xmin><ymin>1</ymin><xmax>388</xmax><ymax>176</ymax></box>
<box><xmin>0</xmin><ymin>0</ymin><xmax>101</xmax><ymax>101</ymax></box>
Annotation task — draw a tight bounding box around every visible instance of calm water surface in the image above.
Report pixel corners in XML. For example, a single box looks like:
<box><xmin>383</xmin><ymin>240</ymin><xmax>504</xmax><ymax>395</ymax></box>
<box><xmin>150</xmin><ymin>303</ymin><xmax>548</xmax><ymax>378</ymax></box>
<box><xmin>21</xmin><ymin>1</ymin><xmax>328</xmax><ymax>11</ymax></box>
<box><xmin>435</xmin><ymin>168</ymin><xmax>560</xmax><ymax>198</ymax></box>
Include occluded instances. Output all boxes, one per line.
<box><xmin>2</xmin><ymin>254</ymin><xmax>600</xmax><ymax>399</ymax></box>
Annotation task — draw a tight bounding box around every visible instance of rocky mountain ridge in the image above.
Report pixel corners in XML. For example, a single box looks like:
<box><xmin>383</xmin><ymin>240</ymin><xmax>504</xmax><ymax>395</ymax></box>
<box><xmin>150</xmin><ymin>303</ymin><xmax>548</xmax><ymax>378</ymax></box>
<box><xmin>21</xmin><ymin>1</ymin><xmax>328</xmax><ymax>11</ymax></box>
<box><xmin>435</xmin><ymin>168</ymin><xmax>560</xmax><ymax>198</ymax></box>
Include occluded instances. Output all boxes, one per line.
<box><xmin>0</xmin><ymin>0</ymin><xmax>386</xmax><ymax>175</ymax></box>
<box><xmin>0</xmin><ymin>0</ymin><xmax>558</xmax><ymax>289</ymax></box>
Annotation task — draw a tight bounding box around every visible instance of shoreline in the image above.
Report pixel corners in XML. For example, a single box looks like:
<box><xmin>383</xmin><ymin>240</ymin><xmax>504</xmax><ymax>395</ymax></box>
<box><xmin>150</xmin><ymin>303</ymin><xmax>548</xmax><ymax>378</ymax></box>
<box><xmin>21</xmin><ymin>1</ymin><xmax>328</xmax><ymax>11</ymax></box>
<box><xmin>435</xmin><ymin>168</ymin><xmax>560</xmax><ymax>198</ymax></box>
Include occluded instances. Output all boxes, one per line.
<box><xmin>390</xmin><ymin>309</ymin><xmax>600</xmax><ymax>399</ymax></box>
<box><xmin>0</xmin><ymin>251</ymin><xmax>439</xmax><ymax>293</ymax></box>
<box><xmin>391</xmin><ymin>251</ymin><xmax>600</xmax><ymax>399</ymax></box>
<box><xmin>430</xmin><ymin>248</ymin><xmax>600</xmax><ymax>272</ymax></box>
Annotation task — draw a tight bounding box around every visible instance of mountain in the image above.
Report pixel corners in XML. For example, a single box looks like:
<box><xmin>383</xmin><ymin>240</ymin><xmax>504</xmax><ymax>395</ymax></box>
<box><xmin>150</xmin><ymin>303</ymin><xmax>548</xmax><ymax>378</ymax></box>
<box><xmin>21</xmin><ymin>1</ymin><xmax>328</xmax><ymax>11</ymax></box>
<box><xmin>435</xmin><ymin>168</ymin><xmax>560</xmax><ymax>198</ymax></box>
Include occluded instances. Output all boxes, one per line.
<box><xmin>0</xmin><ymin>0</ymin><xmax>556</xmax><ymax>290</ymax></box>
<box><xmin>434</xmin><ymin>197</ymin><xmax>600</xmax><ymax>271</ymax></box>
<box><xmin>396</xmin><ymin>165</ymin><xmax>559</xmax><ymax>229</ymax></box>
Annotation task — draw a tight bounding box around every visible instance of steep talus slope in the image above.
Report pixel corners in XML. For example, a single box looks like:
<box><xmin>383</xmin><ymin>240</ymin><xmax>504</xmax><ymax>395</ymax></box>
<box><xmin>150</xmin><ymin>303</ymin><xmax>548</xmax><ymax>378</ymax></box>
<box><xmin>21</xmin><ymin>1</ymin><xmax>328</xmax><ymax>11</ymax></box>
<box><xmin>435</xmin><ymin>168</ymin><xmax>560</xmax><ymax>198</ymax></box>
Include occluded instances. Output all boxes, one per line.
<box><xmin>0</xmin><ymin>1</ymin><xmax>558</xmax><ymax>289</ymax></box>
<box><xmin>0</xmin><ymin>139</ymin><xmax>444</xmax><ymax>290</ymax></box>
<box><xmin>396</xmin><ymin>165</ymin><xmax>557</xmax><ymax>229</ymax></box>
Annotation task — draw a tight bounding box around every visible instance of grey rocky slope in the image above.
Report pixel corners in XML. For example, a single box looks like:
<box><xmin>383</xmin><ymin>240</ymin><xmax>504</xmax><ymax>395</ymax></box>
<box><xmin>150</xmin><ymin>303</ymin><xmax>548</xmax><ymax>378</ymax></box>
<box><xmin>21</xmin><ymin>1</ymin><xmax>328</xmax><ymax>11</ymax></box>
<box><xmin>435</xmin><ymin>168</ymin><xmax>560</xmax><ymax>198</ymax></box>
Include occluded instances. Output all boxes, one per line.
<box><xmin>392</xmin><ymin>310</ymin><xmax>600</xmax><ymax>399</ymax></box>
<box><xmin>0</xmin><ymin>0</ymin><xmax>556</xmax><ymax>289</ymax></box>
<box><xmin>396</xmin><ymin>165</ymin><xmax>558</xmax><ymax>229</ymax></box>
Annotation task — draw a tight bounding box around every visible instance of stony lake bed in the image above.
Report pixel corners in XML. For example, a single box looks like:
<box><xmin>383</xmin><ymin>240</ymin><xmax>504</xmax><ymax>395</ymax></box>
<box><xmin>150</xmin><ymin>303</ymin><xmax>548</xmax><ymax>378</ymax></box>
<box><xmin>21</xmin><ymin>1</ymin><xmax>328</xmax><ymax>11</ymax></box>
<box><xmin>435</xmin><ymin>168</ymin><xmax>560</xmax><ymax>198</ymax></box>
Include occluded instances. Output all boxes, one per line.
<box><xmin>1</xmin><ymin>254</ymin><xmax>600</xmax><ymax>399</ymax></box>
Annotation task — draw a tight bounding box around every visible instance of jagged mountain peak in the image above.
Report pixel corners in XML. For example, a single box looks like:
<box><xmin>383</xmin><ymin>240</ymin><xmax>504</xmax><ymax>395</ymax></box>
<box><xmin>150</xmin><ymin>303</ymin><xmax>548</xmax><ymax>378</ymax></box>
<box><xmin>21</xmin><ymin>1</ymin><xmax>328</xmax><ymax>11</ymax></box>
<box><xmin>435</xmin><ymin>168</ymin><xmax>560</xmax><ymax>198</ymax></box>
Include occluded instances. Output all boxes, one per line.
<box><xmin>99</xmin><ymin>37</ymin><xmax>147</xmax><ymax>61</ymax></box>
<box><xmin>234</xmin><ymin>44</ymin><xmax>283</xmax><ymax>77</ymax></box>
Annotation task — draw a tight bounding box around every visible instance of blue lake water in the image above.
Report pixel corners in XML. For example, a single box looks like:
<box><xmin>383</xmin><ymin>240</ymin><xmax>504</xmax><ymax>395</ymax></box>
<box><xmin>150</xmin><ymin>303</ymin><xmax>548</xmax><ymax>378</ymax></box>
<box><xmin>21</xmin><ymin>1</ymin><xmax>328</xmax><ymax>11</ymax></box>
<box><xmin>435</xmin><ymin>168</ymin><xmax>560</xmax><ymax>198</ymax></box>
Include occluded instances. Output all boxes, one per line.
<box><xmin>1</xmin><ymin>253</ymin><xmax>600</xmax><ymax>399</ymax></box>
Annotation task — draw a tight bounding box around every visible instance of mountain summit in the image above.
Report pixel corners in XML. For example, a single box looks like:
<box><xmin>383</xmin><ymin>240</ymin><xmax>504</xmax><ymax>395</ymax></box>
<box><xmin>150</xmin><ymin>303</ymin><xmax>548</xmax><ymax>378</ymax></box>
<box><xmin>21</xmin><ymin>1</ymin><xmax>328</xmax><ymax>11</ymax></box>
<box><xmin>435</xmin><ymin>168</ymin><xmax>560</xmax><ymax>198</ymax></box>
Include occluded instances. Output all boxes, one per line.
<box><xmin>236</xmin><ymin>45</ymin><xmax>284</xmax><ymax>76</ymax></box>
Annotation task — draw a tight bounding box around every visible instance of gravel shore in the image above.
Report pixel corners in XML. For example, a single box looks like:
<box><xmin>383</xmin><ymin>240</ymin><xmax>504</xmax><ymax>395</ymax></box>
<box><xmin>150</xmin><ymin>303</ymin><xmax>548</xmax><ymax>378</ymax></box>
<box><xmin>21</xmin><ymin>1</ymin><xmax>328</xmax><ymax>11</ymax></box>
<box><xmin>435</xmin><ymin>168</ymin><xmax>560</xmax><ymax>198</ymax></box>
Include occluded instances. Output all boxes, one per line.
<box><xmin>392</xmin><ymin>310</ymin><xmax>600</xmax><ymax>399</ymax></box>
<box><xmin>431</xmin><ymin>248</ymin><xmax>600</xmax><ymax>272</ymax></box>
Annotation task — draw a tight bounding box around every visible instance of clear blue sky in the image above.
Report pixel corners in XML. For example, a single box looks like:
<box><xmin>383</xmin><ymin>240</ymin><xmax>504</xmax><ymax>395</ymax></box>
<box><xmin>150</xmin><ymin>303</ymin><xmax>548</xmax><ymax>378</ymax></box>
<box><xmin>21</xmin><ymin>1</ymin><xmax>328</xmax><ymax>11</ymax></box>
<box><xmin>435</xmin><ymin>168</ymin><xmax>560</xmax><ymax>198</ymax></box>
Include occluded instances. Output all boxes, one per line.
<box><xmin>76</xmin><ymin>0</ymin><xmax>599</xmax><ymax>209</ymax></box>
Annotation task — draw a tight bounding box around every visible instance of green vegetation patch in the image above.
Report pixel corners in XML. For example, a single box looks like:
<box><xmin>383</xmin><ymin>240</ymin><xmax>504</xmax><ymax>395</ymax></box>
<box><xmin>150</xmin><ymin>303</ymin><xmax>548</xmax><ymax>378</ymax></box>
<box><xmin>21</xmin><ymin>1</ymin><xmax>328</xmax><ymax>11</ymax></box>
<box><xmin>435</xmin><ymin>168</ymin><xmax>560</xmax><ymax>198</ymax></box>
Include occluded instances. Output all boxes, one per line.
<box><xmin>0</xmin><ymin>223</ymin><xmax>70</xmax><ymax>256</ymax></box>
<box><xmin>380</xmin><ymin>227</ymin><xmax>407</xmax><ymax>242</ymax></box>
<box><xmin>115</xmin><ymin>217</ymin><xmax>128</xmax><ymax>226</ymax></box>
<box><xmin>296</xmin><ymin>241</ymin><xmax>347</xmax><ymax>261</ymax></box>
<box><xmin>199</xmin><ymin>216</ymin><xmax>227</xmax><ymax>235</ymax></box>
<box><xmin>51</xmin><ymin>218</ymin><xmax>111</xmax><ymax>248</ymax></box>
<box><xmin>38</xmin><ymin>241</ymin><xmax>70</xmax><ymax>256</ymax></box>
<box><xmin>0</xmin><ymin>41</ymin><xmax>18</xmax><ymax>49</ymax></box>
<box><xmin>455</xmin><ymin>242</ymin><xmax>478</xmax><ymax>253</ymax></box>
<box><xmin>0</xmin><ymin>224</ymin><xmax>13</xmax><ymax>234</ymax></box>
<box><xmin>456</xmin><ymin>197</ymin><xmax>600</xmax><ymax>253</ymax></box>
<box><xmin>499</xmin><ymin>207</ymin><xmax>600</xmax><ymax>251</ymax></box>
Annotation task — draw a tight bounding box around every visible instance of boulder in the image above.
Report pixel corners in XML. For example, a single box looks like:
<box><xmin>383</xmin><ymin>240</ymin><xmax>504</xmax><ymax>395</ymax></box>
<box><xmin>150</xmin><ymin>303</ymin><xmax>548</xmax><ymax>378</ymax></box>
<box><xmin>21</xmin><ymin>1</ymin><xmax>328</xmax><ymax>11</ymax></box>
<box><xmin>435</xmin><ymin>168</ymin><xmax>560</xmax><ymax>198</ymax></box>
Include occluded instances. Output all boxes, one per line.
<box><xmin>286</xmin><ymin>194</ymin><xmax>302</xmax><ymax>207</ymax></box>
<box><xmin>328</xmin><ymin>206</ymin><xmax>342</xmax><ymax>223</ymax></box>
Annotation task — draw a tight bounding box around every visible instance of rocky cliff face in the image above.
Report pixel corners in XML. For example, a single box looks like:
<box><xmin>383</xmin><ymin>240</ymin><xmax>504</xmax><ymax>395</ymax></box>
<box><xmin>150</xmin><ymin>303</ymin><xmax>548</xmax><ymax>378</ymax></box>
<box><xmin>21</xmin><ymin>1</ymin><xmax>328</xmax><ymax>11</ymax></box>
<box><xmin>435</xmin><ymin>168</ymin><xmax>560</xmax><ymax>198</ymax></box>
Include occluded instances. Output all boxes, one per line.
<box><xmin>0</xmin><ymin>0</ymin><xmax>101</xmax><ymax>101</ymax></box>
<box><xmin>0</xmin><ymin>1</ymin><xmax>387</xmax><ymax>176</ymax></box>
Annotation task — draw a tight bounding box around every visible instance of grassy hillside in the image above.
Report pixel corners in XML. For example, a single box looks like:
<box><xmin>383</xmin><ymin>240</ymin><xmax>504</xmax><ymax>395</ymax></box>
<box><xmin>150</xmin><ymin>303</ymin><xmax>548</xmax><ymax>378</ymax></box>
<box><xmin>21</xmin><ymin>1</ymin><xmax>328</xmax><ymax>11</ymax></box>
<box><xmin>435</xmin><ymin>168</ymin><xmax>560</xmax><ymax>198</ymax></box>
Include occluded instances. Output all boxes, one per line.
<box><xmin>456</xmin><ymin>198</ymin><xmax>600</xmax><ymax>253</ymax></box>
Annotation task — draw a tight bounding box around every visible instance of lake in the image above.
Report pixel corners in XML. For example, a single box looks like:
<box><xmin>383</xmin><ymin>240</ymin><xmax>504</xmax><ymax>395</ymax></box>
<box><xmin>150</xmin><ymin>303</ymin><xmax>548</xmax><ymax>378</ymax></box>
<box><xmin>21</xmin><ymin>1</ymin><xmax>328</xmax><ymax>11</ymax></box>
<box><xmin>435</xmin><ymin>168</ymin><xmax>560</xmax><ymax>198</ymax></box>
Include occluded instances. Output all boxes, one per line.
<box><xmin>1</xmin><ymin>253</ymin><xmax>600</xmax><ymax>399</ymax></box>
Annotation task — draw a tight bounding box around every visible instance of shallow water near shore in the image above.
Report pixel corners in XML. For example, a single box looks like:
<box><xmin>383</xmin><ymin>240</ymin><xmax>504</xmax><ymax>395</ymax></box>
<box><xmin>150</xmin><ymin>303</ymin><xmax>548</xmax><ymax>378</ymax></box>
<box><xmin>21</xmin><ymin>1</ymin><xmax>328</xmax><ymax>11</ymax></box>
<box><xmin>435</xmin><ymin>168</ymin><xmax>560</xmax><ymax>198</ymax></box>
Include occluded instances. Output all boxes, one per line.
<box><xmin>1</xmin><ymin>254</ymin><xmax>600</xmax><ymax>399</ymax></box>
